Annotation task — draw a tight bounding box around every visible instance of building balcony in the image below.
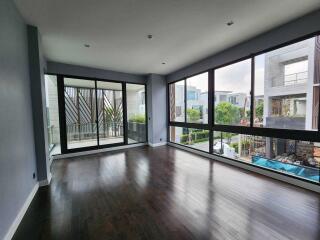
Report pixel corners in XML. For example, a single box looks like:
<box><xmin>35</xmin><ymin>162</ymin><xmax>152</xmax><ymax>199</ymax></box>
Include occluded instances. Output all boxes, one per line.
<box><xmin>266</xmin><ymin>116</ymin><xmax>306</xmax><ymax>130</ymax></box>
<box><xmin>271</xmin><ymin>71</ymin><xmax>308</xmax><ymax>88</ymax></box>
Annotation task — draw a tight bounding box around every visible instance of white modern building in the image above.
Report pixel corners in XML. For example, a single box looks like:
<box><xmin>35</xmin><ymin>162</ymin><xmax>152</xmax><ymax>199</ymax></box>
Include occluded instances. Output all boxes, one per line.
<box><xmin>263</xmin><ymin>38</ymin><xmax>319</xmax><ymax>130</ymax></box>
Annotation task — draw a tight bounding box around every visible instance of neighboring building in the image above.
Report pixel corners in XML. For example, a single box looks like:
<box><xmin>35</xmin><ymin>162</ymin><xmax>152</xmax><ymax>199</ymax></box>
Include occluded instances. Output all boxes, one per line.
<box><xmin>226</xmin><ymin>92</ymin><xmax>250</xmax><ymax>110</ymax></box>
<box><xmin>171</xmin><ymin>84</ymin><xmax>185</xmax><ymax>122</ymax></box>
<box><xmin>255</xmin><ymin>95</ymin><xmax>264</xmax><ymax>104</ymax></box>
<box><xmin>262</xmin><ymin>37</ymin><xmax>320</xmax><ymax>164</ymax></box>
<box><xmin>263</xmin><ymin>38</ymin><xmax>318</xmax><ymax>130</ymax></box>
<box><xmin>127</xmin><ymin>87</ymin><xmax>145</xmax><ymax>118</ymax></box>
<box><xmin>214</xmin><ymin>91</ymin><xmax>231</xmax><ymax>106</ymax></box>
<box><xmin>215</xmin><ymin>91</ymin><xmax>249</xmax><ymax>110</ymax></box>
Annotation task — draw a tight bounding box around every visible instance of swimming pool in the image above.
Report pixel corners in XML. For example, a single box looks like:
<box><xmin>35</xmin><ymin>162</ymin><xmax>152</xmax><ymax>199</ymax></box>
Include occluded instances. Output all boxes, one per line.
<box><xmin>252</xmin><ymin>156</ymin><xmax>320</xmax><ymax>182</ymax></box>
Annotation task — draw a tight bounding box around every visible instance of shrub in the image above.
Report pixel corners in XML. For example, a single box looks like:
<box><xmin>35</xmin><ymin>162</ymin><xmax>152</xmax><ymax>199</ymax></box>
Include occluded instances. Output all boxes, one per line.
<box><xmin>230</xmin><ymin>142</ymin><xmax>238</xmax><ymax>153</ymax></box>
<box><xmin>129</xmin><ymin>114</ymin><xmax>145</xmax><ymax>123</ymax></box>
<box><xmin>194</xmin><ymin>130</ymin><xmax>209</xmax><ymax>139</ymax></box>
<box><xmin>180</xmin><ymin>134</ymin><xmax>189</xmax><ymax>143</ymax></box>
<box><xmin>180</xmin><ymin>130</ymin><xmax>209</xmax><ymax>144</ymax></box>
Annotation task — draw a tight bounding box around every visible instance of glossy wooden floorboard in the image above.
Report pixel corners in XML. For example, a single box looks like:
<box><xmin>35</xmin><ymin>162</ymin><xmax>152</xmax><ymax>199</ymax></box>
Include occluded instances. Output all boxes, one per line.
<box><xmin>13</xmin><ymin>146</ymin><xmax>320</xmax><ymax>240</ymax></box>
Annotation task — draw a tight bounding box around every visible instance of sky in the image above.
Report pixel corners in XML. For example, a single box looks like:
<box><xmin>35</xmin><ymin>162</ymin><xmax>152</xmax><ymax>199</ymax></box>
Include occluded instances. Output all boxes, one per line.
<box><xmin>183</xmin><ymin>57</ymin><xmax>266</xmax><ymax>96</ymax></box>
<box><xmin>176</xmin><ymin>37</ymin><xmax>311</xmax><ymax>97</ymax></box>
<box><xmin>189</xmin><ymin>54</ymin><xmax>309</xmax><ymax>96</ymax></box>
<box><xmin>186</xmin><ymin>72</ymin><xmax>208</xmax><ymax>92</ymax></box>
<box><xmin>215</xmin><ymin>58</ymin><xmax>252</xmax><ymax>95</ymax></box>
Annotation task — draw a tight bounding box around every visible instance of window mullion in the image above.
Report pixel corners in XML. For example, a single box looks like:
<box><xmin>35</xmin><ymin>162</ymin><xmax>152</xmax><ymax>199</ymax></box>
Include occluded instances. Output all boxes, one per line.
<box><xmin>250</xmin><ymin>57</ymin><xmax>255</xmax><ymax>128</ymax></box>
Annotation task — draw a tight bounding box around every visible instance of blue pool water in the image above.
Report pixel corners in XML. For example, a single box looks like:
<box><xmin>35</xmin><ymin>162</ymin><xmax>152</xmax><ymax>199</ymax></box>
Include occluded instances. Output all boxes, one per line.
<box><xmin>252</xmin><ymin>156</ymin><xmax>320</xmax><ymax>182</ymax></box>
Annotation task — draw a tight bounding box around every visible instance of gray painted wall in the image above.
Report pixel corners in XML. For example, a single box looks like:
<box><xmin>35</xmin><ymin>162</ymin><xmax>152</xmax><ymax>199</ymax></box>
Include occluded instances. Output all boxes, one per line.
<box><xmin>0</xmin><ymin>0</ymin><xmax>37</xmax><ymax>239</ymax></box>
<box><xmin>167</xmin><ymin>10</ymin><xmax>320</xmax><ymax>82</ymax></box>
<box><xmin>27</xmin><ymin>25</ymin><xmax>50</xmax><ymax>182</ymax></box>
<box><xmin>47</xmin><ymin>61</ymin><xmax>146</xmax><ymax>84</ymax></box>
<box><xmin>147</xmin><ymin>74</ymin><xmax>167</xmax><ymax>145</ymax></box>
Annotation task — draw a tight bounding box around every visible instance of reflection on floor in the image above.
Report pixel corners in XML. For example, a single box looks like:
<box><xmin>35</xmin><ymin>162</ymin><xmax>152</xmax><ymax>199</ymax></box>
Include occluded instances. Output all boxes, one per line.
<box><xmin>14</xmin><ymin>146</ymin><xmax>320</xmax><ymax>240</ymax></box>
<box><xmin>50</xmin><ymin>137</ymin><xmax>138</xmax><ymax>155</ymax></box>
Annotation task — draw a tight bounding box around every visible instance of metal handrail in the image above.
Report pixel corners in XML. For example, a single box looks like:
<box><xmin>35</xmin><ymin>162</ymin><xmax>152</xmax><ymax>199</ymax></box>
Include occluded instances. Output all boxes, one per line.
<box><xmin>66</xmin><ymin>122</ymin><xmax>123</xmax><ymax>141</ymax></box>
<box><xmin>272</xmin><ymin>71</ymin><xmax>308</xmax><ymax>87</ymax></box>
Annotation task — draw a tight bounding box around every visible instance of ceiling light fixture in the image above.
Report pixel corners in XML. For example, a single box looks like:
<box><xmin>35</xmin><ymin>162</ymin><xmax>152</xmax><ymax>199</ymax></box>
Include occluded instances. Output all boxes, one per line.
<box><xmin>162</xmin><ymin>62</ymin><xmax>166</xmax><ymax>65</ymax></box>
<box><xmin>226</xmin><ymin>21</ymin><xmax>234</xmax><ymax>26</ymax></box>
<box><xmin>147</xmin><ymin>34</ymin><xmax>153</xmax><ymax>39</ymax></box>
<box><xmin>84</xmin><ymin>44</ymin><xmax>90</xmax><ymax>48</ymax></box>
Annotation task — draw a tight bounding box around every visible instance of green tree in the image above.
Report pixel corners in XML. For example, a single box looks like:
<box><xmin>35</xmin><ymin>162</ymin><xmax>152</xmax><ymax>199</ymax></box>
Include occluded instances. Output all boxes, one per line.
<box><xmin>255</xmin><ymin>102</ymin><xmax>264</xmax><ymax>119</ymax></box>
<box><xmin>215</xmin><ymin>102</ymin><xmax>240</xmax><ymax>125</ymax></box>
<box><xmin>187</xmin><ymin>109</ymin><xmax>200</xmax><ymax>122</ymax></box>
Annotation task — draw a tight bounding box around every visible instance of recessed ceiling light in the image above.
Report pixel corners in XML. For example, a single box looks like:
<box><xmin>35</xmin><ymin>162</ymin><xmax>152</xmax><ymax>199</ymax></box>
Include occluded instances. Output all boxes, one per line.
<box><xmin>147</xmin><ymin>34</ymin><xmax>153</xmax><ymax>39</ymax></box>
<box><xmin>84</xmin><ymin>44</ymin><xmax>90</xmax><ymax>48</ymax></box>
<box><xmin>226</xmin><ymin>21</ymin><xmax>234</xmax><ymax>26</ymax></box>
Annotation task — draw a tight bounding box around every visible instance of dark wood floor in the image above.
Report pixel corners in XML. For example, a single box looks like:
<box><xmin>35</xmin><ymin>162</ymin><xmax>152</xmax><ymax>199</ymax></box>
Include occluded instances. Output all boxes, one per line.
<box><xmin>13</xmin><ymin>146</ymin><xmax>320</xmax><ymax>240</ymax></box>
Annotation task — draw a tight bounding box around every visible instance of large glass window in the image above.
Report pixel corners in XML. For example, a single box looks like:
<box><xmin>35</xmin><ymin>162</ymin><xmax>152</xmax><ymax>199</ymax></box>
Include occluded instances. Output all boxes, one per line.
<box><xmin>168</xmin><ymin>34</ymin><xmax>320</xmax><ymax>184</ymax></box>
<box><xmin>45</xmin><ymin>74</ymin><xmax>61</xmax><ymax>155</ymax></box>
<box><xmin>215</xmin><ymin>59</ymin><xmax>251</xmax><ymax>126</ymax></box>
<box><xmin>170</xmin><ymin>126</ymin><xmax>209</xmax><ymax>152</ymax></box>
<box><xmin>126</xmin><ymin>84</ymin><xmax>146</xmax><ymax>143</ymax></box>
<box><xmin>169</xmin><ymin>80</ymin><xmax>185</xmax><ymax>122</ymax></box>
<box><xmin>186</xmin><ymin>72</ymin><xmax>208</xmax><ymax>123</ymax></box>
<box><xmin>213</xmin><ymin>131</ymin><xmax>319</xmax><ymax>183</ymax></box>
<box><xmin>254</xmin><ymin>37</ymin><xmax>320</xmax><ymax>130</ymax></box>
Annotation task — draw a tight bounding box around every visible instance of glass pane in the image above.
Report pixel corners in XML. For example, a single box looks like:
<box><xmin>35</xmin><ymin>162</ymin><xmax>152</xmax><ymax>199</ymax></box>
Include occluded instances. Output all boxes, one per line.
<box><xmin>64</xmin><ymin>78</ymin><xmax>97</xmax><ymax>149</ymax></box>
<box><xmin>45</xmin><ymin>74</ymin><xmax>61</xmax><ymax>155</ymax></box>
<box><xmin>187</xmin><ymin>72</ymin><xmax>208</xmax><ymax>124</ymax></box>
<box><xmin>97</xmin><ymin>81</ymin><xmax>124</xmax><ymax>145</ymax></box>
<box><xmin>254</xmin><ymin>37</ymin><xmax>319</xmax><ymax>130</ymax></box>
<box><xmin>170</xmin><ymin>126</ymin><xmax>209</xmax><ymax>152</ymax></box>
<box><xmin>215</xmin><ymin>59</ymin><xmax>251</xmax><ymax>126</ymax></box>
<box><xmin>169</xmin><ymin>80</ymin><xmax>185</xmax><ymax>122</ymax></box>
<box><xmin>126</xmin><ymin>84</ymin><xmax>146</xmax><ymax>143</ymax></box>
<box><xmin>213</xmin><ymin>131</ymin><xmax>320</xmax><ymax>183</ymax></box>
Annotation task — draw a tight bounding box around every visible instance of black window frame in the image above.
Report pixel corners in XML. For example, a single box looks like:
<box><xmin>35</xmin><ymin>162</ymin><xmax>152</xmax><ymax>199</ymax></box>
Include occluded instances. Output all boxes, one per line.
<box><xmin>125</xmin><ymin>82</ymin><xmax>148</xmax><ymax>145</ymax></box>
<box><xmin>167</xmin><ymin>31</ymin><xmax>320</xmax><ymax>185</ymax></box>
<box><xmin>46</xmin><ymin>73</ymin><xmax>148</xmax><ymax>154</ymax></box>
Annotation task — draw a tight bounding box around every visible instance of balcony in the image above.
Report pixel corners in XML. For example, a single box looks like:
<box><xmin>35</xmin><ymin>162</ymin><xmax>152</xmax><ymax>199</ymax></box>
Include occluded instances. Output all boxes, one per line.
<box><xmin>272</xmin><ymin>71</ymin><xmax>308</xmax><ymax>87</ymax></box>
<box><xmin>266</xmin><ymin>116</ymin><xmax>306</xmax><ymax>130</ymax></box>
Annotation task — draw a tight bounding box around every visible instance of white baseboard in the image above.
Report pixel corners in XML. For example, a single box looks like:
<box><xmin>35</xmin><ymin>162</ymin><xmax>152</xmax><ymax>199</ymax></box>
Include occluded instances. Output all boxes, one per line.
<box><xmin>4</xmin><ymin>183</ymin><xmax>39</xmax><ymax>240</ymax></box>
<box><xmin>168</xmin><ymin>143</ymin><xmax>320</xmax><ymax>193</ymax></box>
<box><xmin>39</xmin><ymin>172</ymin><xmax>52</xmax><ymax>187</ymax></box>
<box><xmin>148</xmin><ymin>142</ymin><xmax>167</xmax><ymax>147</ymax></box>
<box><xmin>52</xmin><ymin>143</ymin><xmax>147</xmax><ymax>160</ymax></box>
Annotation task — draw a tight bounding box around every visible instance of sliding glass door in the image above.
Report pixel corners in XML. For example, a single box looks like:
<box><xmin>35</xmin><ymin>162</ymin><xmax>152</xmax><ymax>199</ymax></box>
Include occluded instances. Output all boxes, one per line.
<box><xmin>64</xmin><ymin>78</ymin><xmax>98</xmax><ymax>149</ymax></box>
<box><xmin>57</xmin><ymin>76</ymin><xmax>146</xmax><ymax>153</ymax></box>
<box><xmin>96</xmin><ymin>81</ymin><xmax>124</xmax><ymax>146</ymax></box>
<box><xmin>62</xmin><ymin>78</ymin><xmax>125</xmax><ymax>151</ymax></box>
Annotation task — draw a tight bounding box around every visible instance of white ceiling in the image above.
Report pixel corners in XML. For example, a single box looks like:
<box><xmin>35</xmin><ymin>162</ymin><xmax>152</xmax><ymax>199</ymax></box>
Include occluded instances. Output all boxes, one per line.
<box><xmin>14</xmin><ymin>0</ymin><xmax>320</xmax><ymax>75</ymax></box>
